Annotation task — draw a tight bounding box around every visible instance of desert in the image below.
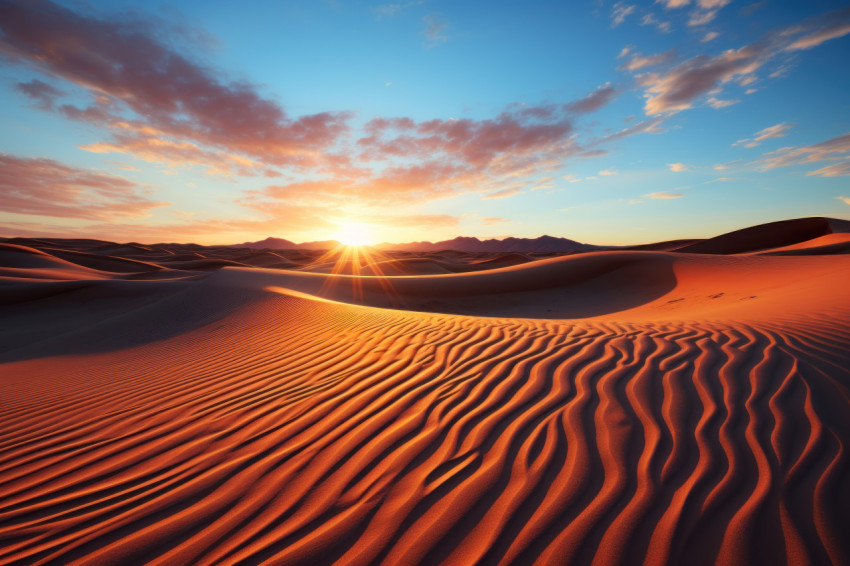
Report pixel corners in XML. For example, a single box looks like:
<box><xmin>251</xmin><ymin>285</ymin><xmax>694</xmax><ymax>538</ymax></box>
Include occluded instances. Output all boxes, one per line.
<box><xmin>1</xmin><ymin>217</ymin><xmax>849</xmax><ymax>565</ymax></box>
<box><xmin>2</xmin><ymin>0</ymin><xmax>850</xmax><ymax>563</ymax></box>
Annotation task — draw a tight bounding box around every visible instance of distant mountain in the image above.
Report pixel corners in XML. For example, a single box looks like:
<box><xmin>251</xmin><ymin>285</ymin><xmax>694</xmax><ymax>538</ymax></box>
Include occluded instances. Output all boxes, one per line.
<box><xmin>233</xmin><ymin>235</ymin><xmax>595</xmax><ymax>253</ymax></box>
<box><xmin>232</xmin><ymin>237</ymin><xmax>297</xmax><ymax>249</ymax></box>
<box><xmin>375</xmin><ymin>235</ymin><xmax>596</xmax><ymax>253</ymax></box>
<box><xmin>231</xmin><ymin>237</ymin><xmax>342</xmax><ymax>250</ymax></box>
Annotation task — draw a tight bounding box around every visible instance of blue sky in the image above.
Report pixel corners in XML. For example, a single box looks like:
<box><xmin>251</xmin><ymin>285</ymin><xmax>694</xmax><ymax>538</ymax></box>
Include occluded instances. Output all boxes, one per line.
<box><xmin>1</xmin><ymin>0</ymin><xmax>849</xmax><ymax>245</ymax></box>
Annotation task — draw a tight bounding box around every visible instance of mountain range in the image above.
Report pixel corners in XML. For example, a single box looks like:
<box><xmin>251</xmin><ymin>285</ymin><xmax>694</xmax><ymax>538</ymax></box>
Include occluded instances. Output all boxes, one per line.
<box><xmin>232</xmin><ymin>235</ymin><xmax>596</xmax><ymax>253</ymax></box>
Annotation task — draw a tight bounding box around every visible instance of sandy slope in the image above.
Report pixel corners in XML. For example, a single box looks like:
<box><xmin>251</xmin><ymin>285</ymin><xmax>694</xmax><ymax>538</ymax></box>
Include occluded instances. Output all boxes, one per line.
<box><xmin>1</xmin><ymin>231</ymin><xmax>850</xmax><ymax>565</ymax></box>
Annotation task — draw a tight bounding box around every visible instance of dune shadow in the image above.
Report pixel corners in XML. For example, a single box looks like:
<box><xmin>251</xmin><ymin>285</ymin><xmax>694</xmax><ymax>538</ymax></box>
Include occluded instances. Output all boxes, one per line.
<box><xmin>262</xmin><ymin>251</ymin><xmax>680</xmax><ymax>319</ymax></box>
<box><xmin>0</xmin><ymin>276</ymin><xmax>263</xmax><ymax>364</ymax></box>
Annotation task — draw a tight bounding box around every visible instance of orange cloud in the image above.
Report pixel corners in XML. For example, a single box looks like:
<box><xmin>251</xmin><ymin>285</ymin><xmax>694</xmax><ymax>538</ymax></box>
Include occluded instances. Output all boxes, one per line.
<box><xmin>0</xmin><ymin>152</ymin><xmax>167</xmax><ymax>220</ymax></box>
<box><xmin>0</xmin><ymin>0</ymin><xmax>352</xmax><ymax>173</ymax></box>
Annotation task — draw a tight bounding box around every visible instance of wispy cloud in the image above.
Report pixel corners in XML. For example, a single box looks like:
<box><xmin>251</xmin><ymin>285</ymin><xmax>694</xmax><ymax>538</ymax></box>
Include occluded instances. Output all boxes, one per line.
<box><xmin>759</xmin><ymin>131</ymin><xmax>850</xmax><ymax>176</ymax></box>
<box><xmin>617</xmin><ymin>49</ymin><xmax>676</xmax><ymax>71</ymax></box>
<box><xmin>808</xmin><ymin>162</ymin><xmax>850</xmax><ymax>177</ymax></box>
<box><xmin>641</xmin><ymin>13</ymin><xmax>671</xmax><ymax>33</ymax></box>
<box><xmin>668</xmin><ymin>162</ymin><xmax>688</xmax><ymax>172</ymax></box>
<box><xmin>611</xmin><ymin>3</ymin><xmax>637</xmax><ymax>27</ymax></box>
<box><xmin>706</xmin><ymin>96</ymin><xmax>740</xmax><ymax>108</ymax></box>
<box><xmin>422</xmin><ymin>14</ymin><xmax>448</xmax><ymax>46</ymax></box>
<box><xmin>0</xmin><ymin>152</ymin><xmax>167</xmax><ymax>220</ymax></box>
<box><xmin>483</xmin><ymin>187</ymin><xmax>521</xmax><ymax>199</ymax></box>
<box><xmin>626</xmin><ymin>7</ymin><xmax>850</xmax><ymax>116</ymax></box>
<box><xmin>644</xmin><ymin>191</ymin><xmax>684</xmax><ymax>199</ymax></box>
<box><xmin>837</xmin><ymin>196</ymin><xmax>850</xmax><ymax>205</ymax></box>
<box><xmin>594</xmin><ymin>117</ymin><xmax>666</xmax><ymax>145</ymax></box>
<box><xmin>565</xmin><ymin>83</ymin><xmax>618</xmax><ymax>113</ymax></box>
<box><xmin>687</xmin><ymin>0</ymin><xmax>734</xmax><ymax>27</ymax></box>
<box><xmin>599</xmin><ymin>169</ymin><xmax>619</xmax><ymax>176</ymax></box>
<box><xmin>734</xmin><ymin>122</ymin><xmax>793</xmax><ymax>147</ymax></box>
<box><xmin>14</xmin><ymin>79</ymin><xmax>66</xmax><ymax>110</ymax></box>
<box><xmin>786</xmin><ymin>8</ymin><xmax>850</xmax><ymax>50</ymax></box>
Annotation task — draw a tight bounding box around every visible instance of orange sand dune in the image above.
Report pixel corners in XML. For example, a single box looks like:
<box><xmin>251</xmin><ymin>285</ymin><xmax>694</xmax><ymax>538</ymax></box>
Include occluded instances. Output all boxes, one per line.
<box><xmin>1</xmin><ymin>231</ymin><xmax>849</xmax><ymax>565</ymax></box>
<box><xmin>756</xmin><ymin>232</ymin><xmax>850</xmax><ymax>255</ymax></box>
<box><xmin>675</xmin><ymin>217</ymin><xmax>849</xmax><ymax>255</ymax></box>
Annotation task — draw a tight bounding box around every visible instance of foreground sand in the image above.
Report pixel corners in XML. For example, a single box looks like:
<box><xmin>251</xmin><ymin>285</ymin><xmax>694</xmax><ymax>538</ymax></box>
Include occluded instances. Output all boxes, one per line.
<box><xmin>1</xmin><ymin>220</ymin><xmax>849</xmax><ymax>565</ymax></box>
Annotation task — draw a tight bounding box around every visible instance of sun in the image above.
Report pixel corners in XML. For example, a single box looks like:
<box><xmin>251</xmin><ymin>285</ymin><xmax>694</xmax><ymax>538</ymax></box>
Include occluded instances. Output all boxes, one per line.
<box><xmin>333</xmin><ymin>222</ymin><xmax>373</xmax><ymax>247</ymax></box>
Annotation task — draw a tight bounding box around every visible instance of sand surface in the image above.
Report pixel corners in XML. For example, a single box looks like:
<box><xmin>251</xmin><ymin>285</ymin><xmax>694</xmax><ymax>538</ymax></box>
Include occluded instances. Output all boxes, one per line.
<box><xmin>1</xmin><ymin>218</ymin><xmax>849</xmax><ymax>565</ymax></box>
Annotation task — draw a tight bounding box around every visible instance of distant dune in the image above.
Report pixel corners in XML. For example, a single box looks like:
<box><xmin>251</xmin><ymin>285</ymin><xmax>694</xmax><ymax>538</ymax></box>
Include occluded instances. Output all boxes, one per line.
<box><xmin>1</xmin><ymin>217</ymin><xmax>849</xmax><ymax>565</ymax></box>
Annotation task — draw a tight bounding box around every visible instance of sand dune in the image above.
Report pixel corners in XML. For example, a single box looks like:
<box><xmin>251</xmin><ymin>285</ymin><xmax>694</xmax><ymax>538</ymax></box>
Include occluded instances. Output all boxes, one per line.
<box><xmin>756</xmin><ymin>232</ymin><xmax>850</xmax><ymax>255</ymax></box>
<box><xmin>1</xmin><ymin>220</ymin><xmax>849</xmax><ymax>565</ymax></box>
<box><xmin>675</xmin><ymin>217</ymin><xmax>847</xmax><ymax>255</ymax></box>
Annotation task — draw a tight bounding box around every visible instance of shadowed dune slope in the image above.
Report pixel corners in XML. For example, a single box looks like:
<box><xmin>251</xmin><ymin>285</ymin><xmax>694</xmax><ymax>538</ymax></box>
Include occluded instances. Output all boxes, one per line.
<box><xmin>208</xmin><ymin>250</ymin><xmax>850</xmax><ymax>320</ymax></box>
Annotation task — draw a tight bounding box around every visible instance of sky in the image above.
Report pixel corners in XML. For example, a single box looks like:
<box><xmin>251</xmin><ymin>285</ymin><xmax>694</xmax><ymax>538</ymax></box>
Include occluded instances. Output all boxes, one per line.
<box><xmin>1</xmin><ymin>0</ymin><xmax>849</xmax><ymax>246</ymax></box>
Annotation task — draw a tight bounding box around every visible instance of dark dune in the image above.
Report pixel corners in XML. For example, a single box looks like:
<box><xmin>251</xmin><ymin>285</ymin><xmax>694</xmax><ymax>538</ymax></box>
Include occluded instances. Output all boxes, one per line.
<box><xmin>675</xmin><ymin>217</ymin><xmax>841</xmax><ymax>254</ymax></box>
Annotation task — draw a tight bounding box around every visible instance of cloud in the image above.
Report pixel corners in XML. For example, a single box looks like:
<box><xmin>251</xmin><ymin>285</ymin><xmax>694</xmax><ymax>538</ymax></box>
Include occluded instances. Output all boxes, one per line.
<box><xmin>641</xmin><ymin>13</ymin><xmax>671</xmax><ymax>33</ymax></box>
<box><xmin>627</xmin><ymin>7</ymin><xmax>850</xmax><ymax>116</ymax></box>
<box><xmin>599</xmin><ymin>169</ymin><xmax>618</xmax><ymax>176</ymax></box>
<box><xmin>785</xmin><ymin>7</ymin><xmax>850</xmax><ymax>50</ymax></box>
<box><xmin>759</xmin><ymin>132</ymin><xmax>850</xmax><ymax>176</ymax></box>
<box><xmin>14</xmin><ymin>79</ymin><xmax>66</xmax><ymax>110</ymax></box>
<box><xmin>483</xmin><ymin>187</ymin><xmax>521</xmax><ymax>200</ymax></box>
<box><xmin>617</xmin><ymin>49</ymin><xmax>676</xmax><ymax>71</ymax></box>
<box><xmin>668</xmin><ymin>162</ymin><xmax>688</xmax><ymax>172</ymax></box>
<box><xmin>595</xmin><ymin>117</ymin><xmax>666</xmax><ymax>144</ymax></box>
<box><xmin>422</xmin><ymin>14</ymin><xmax>448</xmax><ymax>46</ymax></box>
<box><xmin>735</xmin><ymin>122</ymin><xmax>793</xmax><ymax>147</ymax></box>
<box><xmin>638</xmin><ymin>43</ymin><xmax>767</xmax><ymax>114</ymax></box>
<box><xmin>0</xmin><ymin>152</ymin><xmax>167</xmax><ymax>220</ymax></box>
<box><xmin>362</xmin><ymin>213</ymin><xmax>461</xmax><ymax>229</ymax></box>
<box><xmin>704</xmin><ymin>176</ymin><xmax>745</xmax><ymax>183</ymax></box>
<box><xmin>611</xmin><ymin>3</ymin><xmax>636</xmax><ymax>27</ymax></box>
<box><xmin>644</xmin><ymin>191</ymin><xmax>684</xmax><ymax>199</ymax></box>
<box><xmin>706</xmin><ymin>96</ymin><xmax>740</xmax><ymax>108</ymax></box>
<box><xmin>837</xmin><ymin>196</ymin><xmax>850</xmax><ymax>205</ymax></box>
<box><xmin>808</xmin><ymin>162</ymin><xmax>850</xmax><ymax>177</ymax></box>
<box><xmin>248</xmin><ymin>82</ymin><xmax>625</xmax><ymax>213</ymax></box>
<box><xmin>688</xmin><ymin>0</ymin><xmax>734</xmax><ymax>27</ymax></box>
<box><xmin>481</xmin><ymin>217</ymin><xmax>508</xmax><ymax>225</ymax></box>
<box><xmin>702</xmin><ymin>31</ymin><xmax>721</xmax><ymax>42</ymax></box>
<box><xmin>530</xmin><ymin>176</ymin><xmax>555</xmax><ymax>190</ymax></box>
<box><xmin>565</xmin><ymin>83</ymin><xmax>617</xmax><ymax>113</ymax></box>
<box><xmin>0</xmin><ymin>0</ymin><xmax>352</xmax><ymax>174</ymax></box>
<box><xmin>657</xmin><ymin>0</ymin><xmax>690</xmax><ymax>7</ymax></box>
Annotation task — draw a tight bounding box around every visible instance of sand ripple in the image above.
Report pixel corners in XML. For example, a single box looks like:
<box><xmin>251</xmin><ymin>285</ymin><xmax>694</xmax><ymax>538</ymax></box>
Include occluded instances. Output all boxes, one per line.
<box><xmin>1</xmin><ymin>292</ymin><xmax>848</xmax><ymax>565</ymax></box>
